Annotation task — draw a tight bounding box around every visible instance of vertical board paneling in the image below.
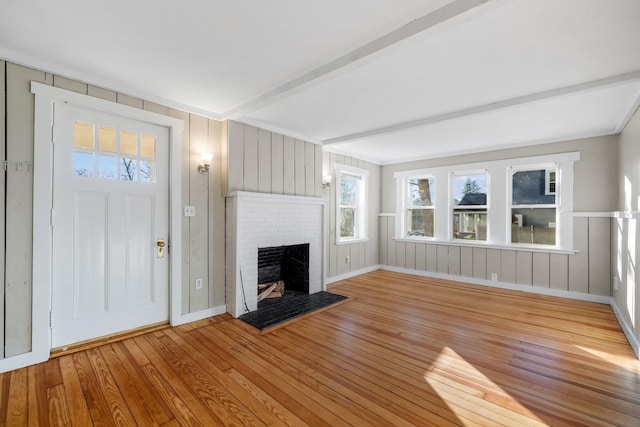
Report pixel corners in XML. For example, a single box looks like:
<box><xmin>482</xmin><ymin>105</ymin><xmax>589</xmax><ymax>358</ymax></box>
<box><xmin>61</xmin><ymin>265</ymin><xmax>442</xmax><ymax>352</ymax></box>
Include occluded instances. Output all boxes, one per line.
<box><xmin>379</xmin><ymin>217</ymin><xmax>388</xmax><ymax>265</ymax></box>
<box><xmin>315</xmin><ymin>145</ymin><xmax>323</xmax><ymax>197</ymax></box>
<box><xmin>415</xmin><ymin>243</ymin><xmax>426</xmax><ymax>271</ymax></box>
<box><xmin>405</xmin><ymin>243</ymin><xmax>416</xmax><ymax>270</ymax></box>
<box><xmin>387</xmin><ymin>218</ymin><xmax>397</xmax><ymax>267</ymax></box>
<box><xmin>53</xmin><ymin>75</ymin><xmax>87</xmax><ymax>94</ymax></box>
<box><xmin>516</xmin><ymin>251</ymin><xmax>533</xmax><ymax>285</ymax></box>
<box><xmin>168</xmin><ymin>108</ymin><xmax>191</xmax><ymax>314</ymax></box>
<box><xmin>294</xmin><ymin>139</ymin><xmax>305</xmax><ymax>196</ymax></box>
<box><xmin>271</xmin><ymin>133</ymin><xmax>284</xmax><ymax>194</ymax></box>
<box><xmin>209</xmin><ymin>119</ymin><xmax>225</xmax><ymax>307</ymax></box>
<box><xmin>188</xmin><ymin>115</ymin><xmax>209</xmax><ymax>312</ymax></box>
<box><xmin>328</xmin><ymin>152</ymin><xmax>337</xmax><ymax>277</ymax></box>
<box><xmin>0</xmin><ymin>61</ymin><xmax>5</xmax><ymax>357</ymax></box>
<box><xmin>500</xmin><ymin>251</ymin><xmax>516</xmax><ymax>283</ymax></box>
<box><xmin>350</xmin><ymin>244</ymin><xmax>360</xmax><ymax>272</ymax></box>
<box><xmin>367</xmin><ymin>163</ymin><xmax>380</xmax><ymax>268</ymax></box>
<box><xmin>116</xmin><ymin>93</ymin><xmax>143</xmax><ymax>109</ymax></box>
<box><xmin>243</xmin><ymin>125</ymin><xmax>259</xmax><ymax>192</ymax></box>
<box><xmin>142</xmin><ymin>100</ymin><xmax>168</xmax><ymax>115</ymax></box>
<box><xmin>220</xmin><ymin>121</ymin><xmax>228</xmax><ymax>196</ymax></box>
<box><xmin>426</xmin><ymin>244</ymin><xmax>437</xmax><ymax>272</ymax></box>
<box><xmin>5</xmin><ymin>64</ymin><xmax>52</xmax><ymax>356</ymax></box>
<box><xmin>589</xmin><ymin>217</ymin><xmax>611</xmax><ymax>295</ymax></box>
<box><xmin>487</xmin><ymin>249</ymin><xmax>501</xmax><ymax>280</ymax></box>
<box><xmin>549</xmin><ymin>254</ymin><xmax>569</xmax><ymax>291</ymax></box>
<box><xmin>569</xmin><ymin>218</ymin><xmax>589</xmax><ymax>294</ymax></box>
<box><xmin>87</xmin><ymin>85</ymin><xmax>117</xmax><ymax>102</ymax></box>
<box><xmin>472</xmin><ymin>247</ymin><xmax>487</xmax><ymax>280</ymax></box>
<box><xmin>305</xmin><ymin>143</ymin><xmax>315</xmax><ymax>196</ymax></box>
<box><xmin>227</xmin><ymin>121</ymin><xmax>244</xmax><ymax>192</ymax></box>
<box><xmin>532</xmin><ymin>252</ymin><xmax>550</xmax><ymax>288</ymax></box>
<box><xmin>448</xmin><ymin>246</ymin><xmax>461</xmax><ymax>276</ymax></box>
<box><xmin>358</xmin><ymin>242</ymin><xmax>366</xmax><ymax>271</ymax></box>
<box><xmin>337</xmin><ymin>245</ymin><xmax>350</xmax><ymax>276</ymax></box>
<box><xmin>437</xmin><ymin>245</ymin><xmax>449</xmax><ymax>274</ymax></box>
<box><xmin>460</xmin><ymin>247</ymin><xmax>473</xmax><ymax>277</ymax></box>
<box><xmin>283</xmin><ymin>136</ymin><xmax>295</xmax><ymax>195</ymax></box>
<box><xmin>396</xmin><ymin>242</ymin><xmax>406</xmax><ymax>269</ymax></box>
<box><xmin>258</xmin><ymin>129</ymin><xmax>272</xmax><ymax>193</ymax></box>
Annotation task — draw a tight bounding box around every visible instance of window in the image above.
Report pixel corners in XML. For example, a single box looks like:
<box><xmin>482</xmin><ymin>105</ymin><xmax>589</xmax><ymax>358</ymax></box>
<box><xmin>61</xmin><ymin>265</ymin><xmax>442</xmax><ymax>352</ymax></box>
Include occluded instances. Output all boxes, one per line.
<box><xmin>510</xmin><ymin>166</ymin><xmax>557</xmax><ymax>246</ymax></box>
<box><xmin>335</xmin><ymin>164</ymin><xmax>368</xmax><ymax>243</ymax></box>
<box><xmin>393</xmin><ymin>152</ymin><xmax>579</xmax><ymax>251</ymax></box>
<box><xmin>452</xmin><ymin>172</ymin><xmax>488</xmax><ymax>241</ymax></box>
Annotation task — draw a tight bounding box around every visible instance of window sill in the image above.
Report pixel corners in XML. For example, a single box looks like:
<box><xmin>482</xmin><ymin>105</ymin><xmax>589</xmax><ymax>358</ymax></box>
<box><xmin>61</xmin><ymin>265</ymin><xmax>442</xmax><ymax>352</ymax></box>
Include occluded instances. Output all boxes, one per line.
<box><xmin>336</xmin><ymin>238</ymin><xmax>369</xmax><ymax>246</ymax></box>
<box><xmin>393</xmin><ymin>237</ymin><xmax>576</xmax><ymax>254</ymax></box>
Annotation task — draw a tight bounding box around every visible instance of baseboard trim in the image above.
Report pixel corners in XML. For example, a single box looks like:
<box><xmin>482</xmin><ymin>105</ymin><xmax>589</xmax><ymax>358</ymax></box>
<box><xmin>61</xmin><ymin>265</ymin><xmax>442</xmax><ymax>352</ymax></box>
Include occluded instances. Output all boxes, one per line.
<box><xmin>379</xmin><ymin>265</ymin><xmax>612</xmax><ymax>305</ymax></box>
<box><xmin>326</xmin><ymin>265</ymin><xmax>381</xmax><ymax>285</ymax></box>
<box><xmin>172</xmin><ymin>305</ymin><xmax>227</xmax><ymax>326</ymax></box>
<box><xmin>610</xmin><ymin>300</ymin><xmax>640</xmax><ymax>360</ymax></box>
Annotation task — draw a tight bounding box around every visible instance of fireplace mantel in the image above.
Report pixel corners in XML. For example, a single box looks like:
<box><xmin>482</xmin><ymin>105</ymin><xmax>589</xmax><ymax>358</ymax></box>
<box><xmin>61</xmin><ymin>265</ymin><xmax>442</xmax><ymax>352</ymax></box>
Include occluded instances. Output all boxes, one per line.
<box><xmin>225</xmin><ymin>192</ymin><xmax>326</xmax><ymax>317</ymax></box>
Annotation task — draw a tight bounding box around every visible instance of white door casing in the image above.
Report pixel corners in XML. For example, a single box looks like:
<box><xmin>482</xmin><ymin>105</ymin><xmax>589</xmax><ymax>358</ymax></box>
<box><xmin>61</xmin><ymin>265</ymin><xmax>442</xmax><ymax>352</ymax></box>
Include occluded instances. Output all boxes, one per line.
<box><xmin>51</xmin><ymin>104</ymin><xmax>169</xmax><ymax>348</ymax></box>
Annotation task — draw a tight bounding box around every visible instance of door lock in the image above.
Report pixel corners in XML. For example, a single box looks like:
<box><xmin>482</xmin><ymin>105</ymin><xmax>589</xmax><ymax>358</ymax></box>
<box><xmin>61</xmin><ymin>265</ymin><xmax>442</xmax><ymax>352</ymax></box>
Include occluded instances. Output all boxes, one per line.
<box><xmin>157</xmin><ymin>239</ymin><xmax>166</xmax><ymax>258</ymax></box>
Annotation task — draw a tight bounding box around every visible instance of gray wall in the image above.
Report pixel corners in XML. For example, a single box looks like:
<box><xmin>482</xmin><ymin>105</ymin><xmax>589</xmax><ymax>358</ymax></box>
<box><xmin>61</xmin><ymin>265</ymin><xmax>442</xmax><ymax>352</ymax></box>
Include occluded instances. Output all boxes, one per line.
<box><xmin>379</xmin><ymin>136</ymin><xmax>618</xmax><ymax>298</ymax></box>
<box><xmin>0</xmin><ymin>61</ymin><xmax>225</xmax><ymax>358</ymax></box>
<box><xmin>614</xmin><ymin>106</ymin><xmax>640</xmax><ymax>347</ymax></box>
<box><xmin>323</xmin><ymin>152</ymin><xmax>380</xmax><ymax>280</ymax></box>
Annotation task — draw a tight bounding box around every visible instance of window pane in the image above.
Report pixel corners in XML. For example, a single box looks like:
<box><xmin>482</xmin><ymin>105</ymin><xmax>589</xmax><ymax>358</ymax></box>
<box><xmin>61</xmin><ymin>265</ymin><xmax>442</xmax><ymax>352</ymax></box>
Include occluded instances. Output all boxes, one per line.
<box><xmin>407</xmin><ymin>209</ymin><xmax>434</xmax><ymax>237</ymax></box>
<box><xmin>73</xmin><ymin>122</ymin><xmax>94</xmax><ymax>149</ymax></box>
<box><xmin>340</xmin><ymin>208</ymin><xmax>355</xmax><ymax>237</ymax></box>
<box><xmin>98</xmin><ymin>126</ymin><xmax>117</xmax><ymax>152</ymax></box>
<box><xmin>120</xmin><ymin>158</ymin><xmax>137</xmax><ymax>181</ymax></box>
<box><xmin>73</xmin><ymin>152</ymin><xmax>94</xmax><ymax>177</ymax></box>
<box><xmin>340</xmin><ymin>175</ymin><xmax>357</xmax><ymax>205</ymax></box>
<box><xmin>453</xmin><ymin>210</ymin><xmax>487</xmax><ymax>240</ymax></box>
<box><xmin>453</xmin><ymin>174</ymin><xmax>487</xmax><ymax>206</ymax></box>
<box><xmin>120</xmin><ymin>130</ymin><xmax>138</xmax><ymax>155</ymax></box>
<box><xmin>408</xmin><ymin>178</ymin><xmax>434</xmax><ymax>206</ymax></box>
<box><xmin>139</xmin><ymin>160</ymin><xmax>154</xmax><ymax>183</ymax></box>
<box><xmin>512</xmin><ymin>208</ymin><xmax>556</xmax><ymax>245</ymax></box>
<box><xmin>512</xmin><ymin>170</ymin><xmax>555</xmax><ymax>204</ymax></box>
<box><xmin>97</xmin><ymin>155</ymin><xmax>117</xmax><ymax>179</ymax></box>
<box><xmin>140</xmin><ymin>135</ymin><xmax>156</xmax><ymax>158</ymax></box>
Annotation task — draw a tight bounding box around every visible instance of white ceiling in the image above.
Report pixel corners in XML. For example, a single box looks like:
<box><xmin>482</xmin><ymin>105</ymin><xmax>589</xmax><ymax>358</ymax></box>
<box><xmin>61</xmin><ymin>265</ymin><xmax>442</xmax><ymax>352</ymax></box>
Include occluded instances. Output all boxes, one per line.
<box><xmin>1</xmin><ymin>0</ymin><xmax>639</xmax><ymax>164</ymax></box>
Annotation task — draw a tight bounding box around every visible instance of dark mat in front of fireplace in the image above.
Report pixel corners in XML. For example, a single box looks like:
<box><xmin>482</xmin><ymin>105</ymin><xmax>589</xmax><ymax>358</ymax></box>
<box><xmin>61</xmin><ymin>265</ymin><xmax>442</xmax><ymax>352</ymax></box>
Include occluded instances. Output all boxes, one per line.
<box><xmin>238</xmin><ymin>291</ymin><xmax>347</xmax><ymax>331</ymax></box>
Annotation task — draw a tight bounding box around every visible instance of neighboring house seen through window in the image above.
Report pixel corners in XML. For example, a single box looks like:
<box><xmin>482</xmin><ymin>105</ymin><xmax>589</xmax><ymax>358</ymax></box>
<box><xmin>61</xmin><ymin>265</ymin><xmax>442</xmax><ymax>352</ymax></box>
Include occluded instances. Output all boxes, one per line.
<box><xmin>452</xmin><ymin>172</ymin><xmax>488</xmax><ymax>241</ymax></box>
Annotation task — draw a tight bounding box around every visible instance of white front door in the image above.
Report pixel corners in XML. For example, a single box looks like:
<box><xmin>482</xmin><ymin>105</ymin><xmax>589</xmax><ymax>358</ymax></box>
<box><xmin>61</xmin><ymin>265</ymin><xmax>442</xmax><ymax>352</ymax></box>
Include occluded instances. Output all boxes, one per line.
<box><xmin>51</xmin><ymin>104</ymin><xmax>169</xmax><ymax>349</ymax></box>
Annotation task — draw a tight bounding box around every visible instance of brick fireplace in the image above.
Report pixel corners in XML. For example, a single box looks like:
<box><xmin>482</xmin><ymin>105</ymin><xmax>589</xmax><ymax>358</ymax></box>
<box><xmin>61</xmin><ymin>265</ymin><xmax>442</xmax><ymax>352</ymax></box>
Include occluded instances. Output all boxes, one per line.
<box><xmin>225</xmin><ymin>192</ymin><xmax>325</xmax><ymax>317</ymax></box>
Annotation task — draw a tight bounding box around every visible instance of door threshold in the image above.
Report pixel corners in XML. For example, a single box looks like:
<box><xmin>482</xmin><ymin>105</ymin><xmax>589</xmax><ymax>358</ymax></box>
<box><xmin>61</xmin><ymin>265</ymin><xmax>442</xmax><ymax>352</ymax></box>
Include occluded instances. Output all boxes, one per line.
<box><xmin>50</xmin><ymin>321</ymin><xmax>170</xmax><ymax>358</ymax></box>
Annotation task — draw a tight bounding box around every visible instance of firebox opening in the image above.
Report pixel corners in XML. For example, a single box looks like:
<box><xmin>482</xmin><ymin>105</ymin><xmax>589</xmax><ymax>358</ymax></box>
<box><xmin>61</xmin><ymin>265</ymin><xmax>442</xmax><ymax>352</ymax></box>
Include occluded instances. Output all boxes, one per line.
<box><xmin>257</xmin><ymin>243</ymin><xmax>310</xmax><ymax>296</ymax></box>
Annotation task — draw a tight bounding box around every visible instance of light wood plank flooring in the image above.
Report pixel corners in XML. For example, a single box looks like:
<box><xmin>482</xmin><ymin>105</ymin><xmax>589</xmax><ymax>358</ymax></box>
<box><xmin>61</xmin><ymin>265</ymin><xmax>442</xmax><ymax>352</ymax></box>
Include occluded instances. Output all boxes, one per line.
<box><xmin>1</xmin><ymin>270</ymin><xmax>639</xmax><ymax>426</ymax></box>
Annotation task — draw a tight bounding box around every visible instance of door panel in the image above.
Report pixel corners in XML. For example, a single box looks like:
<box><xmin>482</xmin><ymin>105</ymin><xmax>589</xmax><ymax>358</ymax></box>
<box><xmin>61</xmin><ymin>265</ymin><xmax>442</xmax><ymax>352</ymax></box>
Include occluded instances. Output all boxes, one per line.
<box><xmin>52</xmin><ymin>104</ymin><xmax>169</xmax><ymax>348</ymax></box>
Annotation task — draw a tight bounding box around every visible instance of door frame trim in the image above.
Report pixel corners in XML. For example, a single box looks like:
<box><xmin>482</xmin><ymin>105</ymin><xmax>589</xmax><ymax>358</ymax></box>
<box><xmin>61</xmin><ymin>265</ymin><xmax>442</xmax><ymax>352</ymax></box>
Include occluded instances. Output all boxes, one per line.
<box><xmin>5</xmin><ymin>82</ymin><xmax>185</xmax><ymax>372</ymax></box>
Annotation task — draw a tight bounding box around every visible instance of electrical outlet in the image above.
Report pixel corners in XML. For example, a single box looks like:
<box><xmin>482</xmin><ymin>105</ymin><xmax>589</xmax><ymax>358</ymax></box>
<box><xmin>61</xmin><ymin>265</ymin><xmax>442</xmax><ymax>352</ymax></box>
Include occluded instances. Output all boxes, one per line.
<box><xmin>184</xmin><ymin>206</ymin><xmax>196</xmax><ymax>217</ymax></box>
<box><xmin>195</xmin><ymin>278</ymin><xmax>203</xmax><ymax>289</ymax></box>
<box><xmin>491</xmin><ymin>272</ymin><xmax>498</xmax><ymax>281</ymax></box>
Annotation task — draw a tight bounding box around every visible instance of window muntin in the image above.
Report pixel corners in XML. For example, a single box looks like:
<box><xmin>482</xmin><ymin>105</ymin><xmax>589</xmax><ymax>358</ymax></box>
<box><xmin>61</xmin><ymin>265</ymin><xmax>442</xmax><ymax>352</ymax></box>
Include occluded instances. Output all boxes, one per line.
<box><xmin>404</xmin><ymin>176</ymin><xmax>435</xmax><ymax>238</ymax></box>
<box><xmin>510</xmin><ymin>167</ymin><xmax>558</xmax><ymax>246</ymax></box>
<box><xmin>452</xmin><ymin>172</ymin><xmax>488</xmax><ymax>241</ymax></box>
<box><xmin>335</xmin><ymin>164</ymin><xmax>368</xmax><ymax>243</ymax></box>
<box><xmin>72</xmin><ymin>121</ymin><xmax>157</xmax><ymax>183</ymax></box>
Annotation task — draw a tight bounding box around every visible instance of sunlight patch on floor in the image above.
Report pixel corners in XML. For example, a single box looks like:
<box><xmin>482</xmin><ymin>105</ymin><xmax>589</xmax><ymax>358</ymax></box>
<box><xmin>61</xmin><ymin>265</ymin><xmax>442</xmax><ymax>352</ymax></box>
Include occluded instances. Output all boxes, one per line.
<box><xmin>424</xmin><ymin>346</ymin><xmax>548</xmax><ymax>426</ymax></box>
<box><xmin>574</xmin><ymin>345</ymin><xmax>640</xmax><ymax>373</ymax></box>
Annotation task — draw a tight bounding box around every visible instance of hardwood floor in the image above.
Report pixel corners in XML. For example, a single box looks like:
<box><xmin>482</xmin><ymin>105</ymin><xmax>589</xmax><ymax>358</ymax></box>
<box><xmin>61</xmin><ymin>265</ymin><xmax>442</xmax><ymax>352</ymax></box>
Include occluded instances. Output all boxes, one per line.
<box><xmin>1</xmin><ymin>270</ymin><xmax>639</xmax><ymax>426</ymax></box>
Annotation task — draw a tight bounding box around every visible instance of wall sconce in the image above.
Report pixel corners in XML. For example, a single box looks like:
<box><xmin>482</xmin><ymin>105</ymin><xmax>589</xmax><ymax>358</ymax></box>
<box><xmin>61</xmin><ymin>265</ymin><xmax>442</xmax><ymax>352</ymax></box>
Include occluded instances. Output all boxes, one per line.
<box><xmin>322</xmin><ymin>174</ymin><xmax>332</xmax><ymax>189</ymax></box>
<box><xmin>198</xmin><ymin>152</ymin><xmax>213</xmax><ymax>174</ymax></box>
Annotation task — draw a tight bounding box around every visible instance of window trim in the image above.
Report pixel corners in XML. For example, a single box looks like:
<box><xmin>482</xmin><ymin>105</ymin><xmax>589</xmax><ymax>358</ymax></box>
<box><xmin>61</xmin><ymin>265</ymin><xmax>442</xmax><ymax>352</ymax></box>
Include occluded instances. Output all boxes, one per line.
<box><xmin>335</xmin><ymin>163</ymin><xmax>369</xmax><ymax>244</ymax></box>
<box><xmin>394</xmin><ymin>151</ymin><xmax>579</xmax><ymax>250</ymax></box>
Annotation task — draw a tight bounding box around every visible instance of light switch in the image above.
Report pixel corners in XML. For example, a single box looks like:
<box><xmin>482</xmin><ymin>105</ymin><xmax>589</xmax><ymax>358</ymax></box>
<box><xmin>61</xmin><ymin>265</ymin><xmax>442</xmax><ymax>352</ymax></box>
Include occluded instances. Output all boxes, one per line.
<box><xmin>184</xmin><ymin>206</ymin><xmax>196</xmax><ymax>217</ymax></box>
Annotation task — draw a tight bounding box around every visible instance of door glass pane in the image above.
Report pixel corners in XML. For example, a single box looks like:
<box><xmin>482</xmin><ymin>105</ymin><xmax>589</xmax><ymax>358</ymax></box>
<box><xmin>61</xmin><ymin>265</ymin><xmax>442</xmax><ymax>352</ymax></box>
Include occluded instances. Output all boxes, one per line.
<box><xmin>73</xmin><ymin>122</ymin><xmax>94</xmax><ymax>149</ymax></box>
<box><xmin>512</xmin><ymin>208</ymin><xmax>556</xmax><ymax>245</ymax></box>
<box><xmin>140</xmin><ymin>135</ymin><xmax>156</xmax><ymax>158</ymax></box>
<box><xmin>120</xmin><ymin>130</ymin><xmax>138</xmax><ymax>156</ymax></box>
<box><xmin>139</xmin><ymin>160</ymin><xmax>154</xmax><ymax>183</ymax></box>
<box><xmin>340</xmin><ymin>208</ymin><xmax>355</xmax><ymax>237</ymax></box>
<box><xmin>120</xmin><ymin>158</ymin><xmax>137</xmax><ymax>181</ymax></box>
<box><xmin>97</xmin><ymin>155</ymin><xmax>117</xmax><ymax>179</ymax></box>
<box><xmin>73</xmin><ymin>152</ymin><xmax>94</xmax><ymax>177</ymax></box>
<box><xmin>408</xmin><ymin>178</ymin><xmax>434</xmax><ymax>206</ymax></box>
<box><xmin>98</xmin><ymin>126</ymin><xmax>117</xmax><ymax>152</ymax></box>
<box><xmin>512</xmin><ymin>170</ymin><xmax>555</xmax><ymax>204</ymax></box>
<box><xmin>407</xmin><ymin>209</ymin><xmax>434</xmax><ymax>237</ymax></box>
<box><xmin>340</xmin><ymin>175</ymin><xmax>357</xmax><ymax>205</ymax></box>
